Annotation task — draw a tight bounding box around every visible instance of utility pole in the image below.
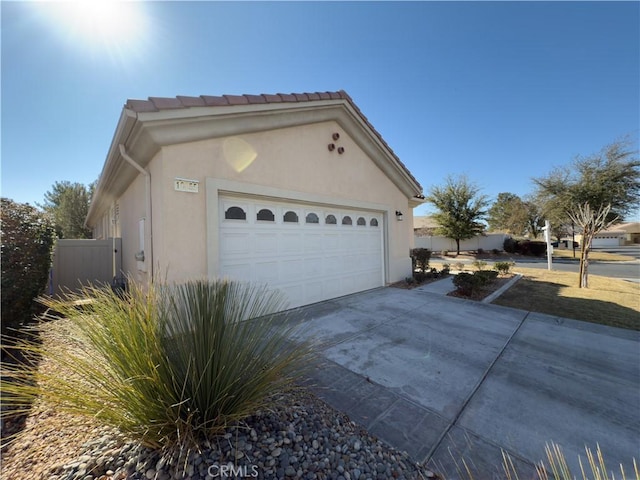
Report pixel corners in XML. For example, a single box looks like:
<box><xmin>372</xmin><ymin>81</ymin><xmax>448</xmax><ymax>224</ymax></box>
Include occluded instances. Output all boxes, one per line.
<box><xmin>542</xmin><ymin>220</ymin><xmax>553</xmax><ymax>270</ymax></box>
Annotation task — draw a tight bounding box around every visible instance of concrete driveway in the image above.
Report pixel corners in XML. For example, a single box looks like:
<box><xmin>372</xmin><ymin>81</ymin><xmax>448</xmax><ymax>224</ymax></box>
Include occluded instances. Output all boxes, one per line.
<box><xmin>283</xmin><ymin>287</ymin><xmax>640</xmax><ymax>479</ymax></box>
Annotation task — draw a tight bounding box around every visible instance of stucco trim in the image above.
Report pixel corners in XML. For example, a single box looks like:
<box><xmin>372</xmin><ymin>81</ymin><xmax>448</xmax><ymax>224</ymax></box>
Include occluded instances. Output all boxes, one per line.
<box><xmin>206</xmin><ymin>178</ymin><xmax>391</xmax><ymax>285</ymax></box>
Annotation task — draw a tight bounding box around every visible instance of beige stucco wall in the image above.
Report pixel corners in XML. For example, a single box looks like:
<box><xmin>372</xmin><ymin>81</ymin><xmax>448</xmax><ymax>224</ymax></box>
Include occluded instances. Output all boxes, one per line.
<box><xmin>111</xmin><ymin>120</ymin><xmax>414</xmax><ymax>286</ymax></box>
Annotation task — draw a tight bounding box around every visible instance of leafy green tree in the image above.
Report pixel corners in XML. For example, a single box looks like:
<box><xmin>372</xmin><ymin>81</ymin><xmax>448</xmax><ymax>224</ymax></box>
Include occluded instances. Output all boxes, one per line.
<box><xmin>1</xmin><ymin>198</ymin><xmax>56</xmax><ymax>333</ymax></box>
<box><xmin>487</xmin><ymin>193</ymin><xmax>528</xmax><ymax>235</ymax></box>
<box><xmin>534</xmin><ymin>138</ymin><xmax>640</xmax><ymax>287</ymax></box>
<box><xmin>426</xmin><ymin>175</ymin><xmax>489</xmax><ymax>255</ymax></box>
<box><xmin>534</xmin><ymin>139</ymin><xmax>640</xmax><ymax>221</ymax></box>
<box><xmin>41</xmin><ymin>181</ymin><xmax>94</xmax><ymax>238</ymax></box>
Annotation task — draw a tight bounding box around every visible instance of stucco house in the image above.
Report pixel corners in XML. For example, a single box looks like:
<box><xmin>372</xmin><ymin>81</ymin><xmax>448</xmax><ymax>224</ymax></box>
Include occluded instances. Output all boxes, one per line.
<box><xmin>576</xmin><ymin>221</ymin><xmax>640</xmax><ymax>247</ymax></box>
<box><xmin>86</xmin><ymin>90</ymin><xmax>424</xmax><ymax>308</ymax></box>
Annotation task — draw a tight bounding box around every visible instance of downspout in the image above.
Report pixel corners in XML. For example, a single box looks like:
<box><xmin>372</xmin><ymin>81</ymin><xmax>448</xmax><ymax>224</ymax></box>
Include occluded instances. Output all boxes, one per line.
<box><xmin>119</xmin><ymin>144</ymin><xmax>154</xmax><ymax>280</ymax></box>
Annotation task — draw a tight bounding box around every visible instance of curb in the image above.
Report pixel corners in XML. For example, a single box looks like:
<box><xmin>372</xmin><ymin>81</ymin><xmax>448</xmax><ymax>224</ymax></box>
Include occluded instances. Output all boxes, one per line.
<box><xmin>482</xmin><ymin>274</ymin><xmax>523</xmax><ymax>304</ymax></box>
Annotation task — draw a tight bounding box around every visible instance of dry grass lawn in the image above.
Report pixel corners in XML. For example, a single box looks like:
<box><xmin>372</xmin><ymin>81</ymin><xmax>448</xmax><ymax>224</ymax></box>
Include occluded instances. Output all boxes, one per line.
<box><xmin>493</xmin><ymin>269</ymin><xmax>640</xmax><ymax>330</ymax></box>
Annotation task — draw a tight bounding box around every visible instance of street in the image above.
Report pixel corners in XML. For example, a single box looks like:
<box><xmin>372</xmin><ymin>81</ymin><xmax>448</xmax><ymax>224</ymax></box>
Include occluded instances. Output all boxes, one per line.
<box><xmin>435</xmin><ymin>246</ymin><xmax>640</xmax><ymax>282</ymax></box>
<box><xmin>513</xmin><ymin>258</ymin><xmax>640</xmax><ymax>281</ymax></box>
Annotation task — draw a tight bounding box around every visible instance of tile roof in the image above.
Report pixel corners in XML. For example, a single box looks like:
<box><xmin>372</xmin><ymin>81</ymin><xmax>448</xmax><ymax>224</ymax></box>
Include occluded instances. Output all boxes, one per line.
<box><xmin>125</xmin><ymin>90</ymin><xmax>422</xmax><ymax>192</ymax></box>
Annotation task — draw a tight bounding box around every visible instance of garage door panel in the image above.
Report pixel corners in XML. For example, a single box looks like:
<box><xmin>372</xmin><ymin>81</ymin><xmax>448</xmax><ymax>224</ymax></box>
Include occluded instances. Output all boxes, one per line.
<box><xmin>254</xmin><ymin>261</ymin><xmax>279</xmax><ymax>283</ymax></box>
<box><xmin>221</xmin><ymin>232</ymin><xmax>251</xmax><ymax>255</ymax></box>
<box><xmin>219</xmin><ymin>196</ymin><xmax>384</xmax><ymax>308</ymax></box>
<box><xmin>280</xmin><ymin>233</ymin><xmax>304</xmax><ymax>254</ymax></box>
<box><xmin>255</xmin><ymin>232</ymin><xmax>279</xmax><ymax>253</ymax></box>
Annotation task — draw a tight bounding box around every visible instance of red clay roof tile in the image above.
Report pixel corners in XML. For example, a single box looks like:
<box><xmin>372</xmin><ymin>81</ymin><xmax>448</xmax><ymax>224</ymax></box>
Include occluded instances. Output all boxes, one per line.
<box><xmin>149</xmin><ymin>97</ymin><xmax>184</xmax><ymax>110</ymax></box>
<box><xmin>126</xmin><ymin>99</ymin><xmax>158</xmax><ymax>112</ymax></box>
<box><xmin>177</xmin><ymin>96</ymin><xmax>206</xmax><ymax>107</ymax></box>
<box><xmin>201</xmin><ymin>95</ymin><xmax>229</xmax><ymax>106</ymax></box>
<box><xmin>224</xmin><ymin>94</ymin><xmax>249</xmax><ymax>105</ymax></box>
<box><xmin>245</xmin><ymin>94</ymin><xmax>267</xmax><ymax>104</ymax></box>
<box><xmin>262</xmin><ymin>94</ymin><xmax>283</xmax><ymax>103</ymax></box>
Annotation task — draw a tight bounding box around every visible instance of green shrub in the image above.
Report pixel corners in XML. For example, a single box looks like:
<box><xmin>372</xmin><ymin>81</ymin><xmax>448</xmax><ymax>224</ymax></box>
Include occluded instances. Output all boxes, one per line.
<box><xmin>503</xmin><ymin>237</ymin><xmax>517</xmax><ymax>253</ymax></box>
<box><xmin>1</xmin><ymin>198</ymin><xmax>56</xmax><ymax>335</ymax></box>
<box><xmin>454</xmin><ymin>262</ymin><xmax>466</xmax><ymax>272</ymax></box>
<box><xmin>528</xmin><ymin>241</ymin><xmax>547</xmax><ymax>257</ymax></box>
<box><xmin>410</xmin><ymin>248</ymin><xmax>432</xmax><ymax>272</ymax></box>
<box><xmin>474</xmin><ymin>269</ymin><xmax>498</xmax><ymax>285</ymax></box>
<box><xmin>440</xmin><ymin>263</ymin><xmax>451</xmax><ymax>275</ymax></box>
<box><xmin>452</xmin><ymin>272</ymin><xmax>478</xmax><ymax>296</ymax></box>
<box><xmin>494</xmin><ymin>261</ymin><xmax>515</xmax><ymax>275</ymax></box>
<box><xmin>1</xmin><ymin>279</ymin><xmax>313</xmax><ymax>450</ymax></box>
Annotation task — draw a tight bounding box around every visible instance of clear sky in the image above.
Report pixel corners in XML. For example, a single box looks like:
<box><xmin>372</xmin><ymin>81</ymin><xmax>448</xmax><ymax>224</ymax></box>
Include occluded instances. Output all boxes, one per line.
<box><xmin>2</xmin><ymin>1</ymin><xmax>639</xmax><ymax>217</ymax></box>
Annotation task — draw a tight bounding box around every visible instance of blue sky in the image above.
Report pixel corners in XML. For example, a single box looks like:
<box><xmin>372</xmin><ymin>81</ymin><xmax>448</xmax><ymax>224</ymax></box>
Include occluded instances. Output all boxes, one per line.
<box><xmin>2</xmin><ymin>1</ymin><xmax>639</xmax><ymax>217</ymax></box>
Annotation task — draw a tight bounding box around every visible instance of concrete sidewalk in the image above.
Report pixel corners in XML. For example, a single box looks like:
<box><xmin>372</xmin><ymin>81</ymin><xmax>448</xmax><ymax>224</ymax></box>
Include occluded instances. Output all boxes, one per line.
<box><xmin>286</xmin><ymin>288</ymin><xmax>640</xmax><ymax>479</ymax></box>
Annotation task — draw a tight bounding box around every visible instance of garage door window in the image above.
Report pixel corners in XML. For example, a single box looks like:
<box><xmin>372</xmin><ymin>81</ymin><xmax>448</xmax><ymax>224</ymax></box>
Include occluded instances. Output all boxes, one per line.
<box><xmin>325</xmin><ymin>214</ymin><xmax>337</xmax><ymax>225</ymax></box>
<box><xmin>342</xmin><ymin>216</ymin><xmax>352</xmax><ymax>225</ymax></box>
<box><xmin>257</xmin><ymin>209</ymin><xmax>275</xmax><ymax>221</ymax></box>
<box><xmin>357</xmin><ymin>217</ymin><xmax>366</xmax><ymax>226</ymax></box>
<box><xmin>370</xmin><ymin>218</ymin><xmax>379</xmax><ymax>227</ymax></box>
<box><xmin>283</xmin><ymin>211</ymin><xmax>299</xmax><ymax>223</ymax></box>
<box><xmin>306</xmin><ymin>213</ymin><xmax>319</xmax><ymax>224</ymax></box>
<box><xmin>225</xmin><ymin>206</ymin><xmax>246</xmax><ymax>220</ymax></box>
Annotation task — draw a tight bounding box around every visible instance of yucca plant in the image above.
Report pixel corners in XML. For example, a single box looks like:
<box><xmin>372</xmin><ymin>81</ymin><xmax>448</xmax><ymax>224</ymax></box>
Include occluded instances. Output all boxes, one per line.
<box><xmin>1</xmin><ymin>279</ymin><xmax>313</xmax><ymax>450</ymax></box>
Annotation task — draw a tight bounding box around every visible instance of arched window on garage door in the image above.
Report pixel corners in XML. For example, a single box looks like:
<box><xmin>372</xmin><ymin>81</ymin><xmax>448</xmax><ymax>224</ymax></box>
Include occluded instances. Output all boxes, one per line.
<box><xmin>325</xmin><ymin>214</ymin><xmax>337</xmax><ymax>225</ymax></box>
<box><xmin>357</xmin><ymin>217</ymin><xmax>366</xmax><ymax>226</ymax></box>
<box><xmin>342</xmin><ymin>216</ymin><xmax>353</xmax><ymax>225</ymax></box>
<box><xmin>257</xmin><ymin>208</ymin><xmax>275</xmax><ymax>221</ymax></box>
<box><xmin>370</xmin><ymin>218</ymin><xmax>379</xmax><ymax>227</ymax></box>
<box><xmin>283</xmin><ymin>211</ymin><xmax>299</xmax><ymax>223</ymax></box>
<box><xmin>306</xmin><ymin>213</ymin><xmax>319</xmax><ymax>224</ymax></box>
<box><xmin>225</xmin><ymin>206</ymin><xmax>246</xmax><ymax>220</ymax></box>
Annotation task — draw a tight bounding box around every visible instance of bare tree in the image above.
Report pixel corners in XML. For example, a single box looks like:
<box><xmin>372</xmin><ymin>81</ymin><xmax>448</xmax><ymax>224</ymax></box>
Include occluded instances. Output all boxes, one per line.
<box><xmin>568</xmin><ymin>203</ymin><xmax>618</xmax><ymax>288</ymax></box>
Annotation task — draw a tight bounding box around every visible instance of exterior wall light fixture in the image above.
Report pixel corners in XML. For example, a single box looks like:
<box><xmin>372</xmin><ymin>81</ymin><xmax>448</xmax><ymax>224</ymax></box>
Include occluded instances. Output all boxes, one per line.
<box><xmin>395</xmin><ymin>211</ymin><xmax>403</xmax><ymax>221</ymax></box>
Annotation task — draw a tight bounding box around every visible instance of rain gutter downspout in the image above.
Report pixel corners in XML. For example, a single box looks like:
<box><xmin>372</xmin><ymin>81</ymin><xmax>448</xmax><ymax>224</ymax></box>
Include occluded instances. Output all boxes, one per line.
<box><xmin>119</xmin><ymin>144</ymin><xmax>154</xmax><ymax>280</ymax></box>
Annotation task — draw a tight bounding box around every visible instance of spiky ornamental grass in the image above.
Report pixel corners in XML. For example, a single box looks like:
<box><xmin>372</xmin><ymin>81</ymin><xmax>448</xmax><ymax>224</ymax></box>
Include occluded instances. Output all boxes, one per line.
<box><xmin>1</xmin><ymin>279</ymin><xmax>314</xmax><ymax>450</ymax></box>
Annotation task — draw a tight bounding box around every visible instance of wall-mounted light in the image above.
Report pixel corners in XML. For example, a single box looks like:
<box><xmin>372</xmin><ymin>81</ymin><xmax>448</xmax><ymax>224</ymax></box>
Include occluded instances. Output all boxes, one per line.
<box><xmin>328</xmin><ymin>143</ymin><xmax>335</xmax><ymax>151</ymax></box>
<box><xmin>135</xmin><ymin>251</ymin><xmax>145</xmax><ymax>261</ymax></box>
<box><xmin>332</xmin><ymin>132</ymin><xmax>340</xmax><ymax>141</ymax></box>
<box><xmin>395</xmin><ymin>211</ymin><xmax>404</xmax><ymax>221</ymax></box>
<box><xmin>337</xmin><ymin>147</ymin><xmax>345</xmax><ymax>154</ymax></box>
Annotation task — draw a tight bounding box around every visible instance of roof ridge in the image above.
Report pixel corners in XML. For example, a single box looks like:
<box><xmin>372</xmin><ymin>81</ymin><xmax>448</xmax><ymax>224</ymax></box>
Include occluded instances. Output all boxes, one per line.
<box><xmin>125</xmin><ymin>91</ymin><xmax>350</xmax><ymax>113</ymax></box>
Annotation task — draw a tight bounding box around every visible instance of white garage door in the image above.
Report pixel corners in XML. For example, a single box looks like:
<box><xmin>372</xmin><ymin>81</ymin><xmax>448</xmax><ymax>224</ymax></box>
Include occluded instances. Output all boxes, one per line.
<box><xmin>592</xmin><ymin>236</ymin><xmax>622</xmax><ymax>247</ymax></box>
<box><xmin>219</xmin><ymin>196</ymin><xmax>384</xmax><ymax>308</ymax></box>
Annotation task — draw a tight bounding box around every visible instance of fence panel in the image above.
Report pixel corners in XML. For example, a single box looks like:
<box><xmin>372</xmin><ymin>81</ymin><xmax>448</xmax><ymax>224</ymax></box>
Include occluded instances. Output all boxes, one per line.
<box><xmin>414</xmin><ymin>234</ymin><xmax>507</xmax><ymax>252</ymax></box>
<box><xmin>50</xmin><ymin>238</ymin><xmax>122</xmax><ymax>297</ymax></box>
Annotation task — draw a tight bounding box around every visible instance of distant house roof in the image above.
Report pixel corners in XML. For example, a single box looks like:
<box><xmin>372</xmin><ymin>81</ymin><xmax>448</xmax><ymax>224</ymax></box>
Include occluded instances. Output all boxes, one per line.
<box><xmin>413</xmin><ymin>215</ymin><xmax>440</xmax><ymax>236</ymax></box>
<box><xmin>604</xmin><ymin>222</ymin><xmax>640</xmax><ymax>234</ymax></box>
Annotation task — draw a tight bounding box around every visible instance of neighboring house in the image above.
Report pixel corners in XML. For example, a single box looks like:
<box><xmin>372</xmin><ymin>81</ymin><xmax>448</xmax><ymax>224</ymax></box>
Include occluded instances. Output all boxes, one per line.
<box><xmin>86</xmin><ymin>91</ymin><xmax>424</xmax><ymax>308</ymax></box>
<box><xmin>576</xmin><ymin>222</ymin><xmax>640</xmax><ymax>247</ymax></box>
<box><xmin>413</xmin><ymin>215</ymin><xmax>439</xmax><ymax>236</ymax></box>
